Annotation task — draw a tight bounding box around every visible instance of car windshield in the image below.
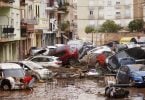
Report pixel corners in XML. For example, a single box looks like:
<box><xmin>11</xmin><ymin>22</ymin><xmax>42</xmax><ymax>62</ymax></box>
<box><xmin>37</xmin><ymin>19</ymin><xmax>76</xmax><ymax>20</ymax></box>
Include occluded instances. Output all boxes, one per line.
<box><xmin>3</xmin><ymin>69</ymin><xmax>24</xmax><ymax>78</ymax></box>
<box><xmin>24</xmin><ymin>62</ymin><xmax>43</xmax><ymax>69</ymax></box>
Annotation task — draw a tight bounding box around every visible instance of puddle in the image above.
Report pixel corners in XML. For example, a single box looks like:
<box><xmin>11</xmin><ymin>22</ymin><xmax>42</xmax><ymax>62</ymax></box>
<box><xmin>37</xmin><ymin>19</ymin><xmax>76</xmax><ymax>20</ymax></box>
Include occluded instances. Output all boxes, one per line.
<box><xmin>0</xmin><ymin>78</ymin><xmax>144</xmax><ymax>100</ymax></box>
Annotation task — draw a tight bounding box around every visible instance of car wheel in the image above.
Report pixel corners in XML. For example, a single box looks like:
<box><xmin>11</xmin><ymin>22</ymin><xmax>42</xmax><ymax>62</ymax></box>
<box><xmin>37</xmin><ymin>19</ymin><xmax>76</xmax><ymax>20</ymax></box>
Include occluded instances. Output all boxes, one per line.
<box><xmin>1</xmin><ymin>80</ymin><xmax>11</xmax><ymax>91</ymax></box>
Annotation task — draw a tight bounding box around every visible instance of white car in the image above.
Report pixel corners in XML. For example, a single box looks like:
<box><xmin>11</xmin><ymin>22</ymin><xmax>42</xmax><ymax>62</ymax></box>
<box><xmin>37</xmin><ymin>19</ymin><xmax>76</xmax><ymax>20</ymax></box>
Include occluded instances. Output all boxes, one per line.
<box><xmin>0</xmin><ymin>63</ymin><xmax>26</xmax><ymax>90</ymax></box>
<box><xmin>26</xmin><ymin>55</ymin><xmax>62</xmax><ymax>68</ymax></box>
<box><xmin>14</xmin><ymin>61</ymin><xmax>52</xmax><ymax>80</ymax></box>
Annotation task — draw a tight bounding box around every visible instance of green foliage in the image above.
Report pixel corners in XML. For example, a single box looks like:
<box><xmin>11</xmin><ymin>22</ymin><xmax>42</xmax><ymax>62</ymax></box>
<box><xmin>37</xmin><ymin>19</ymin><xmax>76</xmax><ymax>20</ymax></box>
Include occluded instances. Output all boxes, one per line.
<box><xmin>98</xmin><ymin>20</ymin><xmax>122</xmax><ymax>33</ymax></box>
<box><xmin>128</xmin><ymin>19</ymin><xmax>144</xmax><ymax>32</ymax></box>
<box><xmin>85</xmin><ymin>25</ymin><xmax>96</xmax><ymax>34</ymax></box>
<box><xmin>59</xmin><ymin>21</ymin><xmax>70</xmax><ymax>32</ymax></box>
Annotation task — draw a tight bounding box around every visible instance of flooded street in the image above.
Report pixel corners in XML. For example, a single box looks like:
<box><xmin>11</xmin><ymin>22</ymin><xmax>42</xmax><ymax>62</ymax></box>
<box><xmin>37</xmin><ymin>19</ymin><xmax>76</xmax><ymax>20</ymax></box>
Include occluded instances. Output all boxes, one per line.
<box><xmin>0</xmin><ymin>78</ymin><xmax>145</xmax><ymax>100</ymax></box>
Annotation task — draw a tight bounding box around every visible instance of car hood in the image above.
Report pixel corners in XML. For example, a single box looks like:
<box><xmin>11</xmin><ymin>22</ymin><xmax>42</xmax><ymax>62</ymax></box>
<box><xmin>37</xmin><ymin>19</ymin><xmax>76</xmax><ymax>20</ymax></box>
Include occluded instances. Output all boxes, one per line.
<box><xmin>133</xmin><ymin>71</ymin><xmax>145</xmax><ymax>77</ymax></box>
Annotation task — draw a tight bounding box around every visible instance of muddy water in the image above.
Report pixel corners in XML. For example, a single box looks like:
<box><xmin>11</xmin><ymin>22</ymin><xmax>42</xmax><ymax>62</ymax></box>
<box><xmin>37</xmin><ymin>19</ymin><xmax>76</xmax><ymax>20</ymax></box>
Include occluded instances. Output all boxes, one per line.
<box><xmin>0</xmin><ymin>78</ymin><xmax>145</xmax><ymax>100</ymax></box>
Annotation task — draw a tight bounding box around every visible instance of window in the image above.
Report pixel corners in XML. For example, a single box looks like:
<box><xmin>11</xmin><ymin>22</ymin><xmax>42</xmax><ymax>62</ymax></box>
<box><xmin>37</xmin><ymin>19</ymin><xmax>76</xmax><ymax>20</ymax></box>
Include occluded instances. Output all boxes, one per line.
<box><xmin>116</xmin><ymin>12</ymin><xmax>121</xmax><ymax>18</ymax></box>
<box><xmin>90</xmin><ymin>10</ymin><xmax>94</xmax><ymax>15</ymax></box>
<box><xmin>54</xmin><ymin>51</ymin><xmax>66</xmax><ymax>57</ymax></box>
<box><xmin>31</xmin><ymin>58</ymin><xmax>40</xmax><ymax>62</ymax></box>
<box><xmin>116</xmin><ymin>2</ymin><xmax>120</xmax><ymax>5</ymax></box>
<box><xmin>116</xmin><ymin>12</ymin><xmax>120</xmax><ymax>15</ymax></box>
<box><xmin>108</xmin><ymin>0</ymin><xmax>112</xmax><ymax>6</ymax></box>
<box><xmin>120</xmin><ymin>66</ymin><xmax>129</xmax><ymax>74</ymax></box>
<box><xmin>0</xmin><ymin>70</ymin><xmax>2</xmax><ymax>78</ymax></box>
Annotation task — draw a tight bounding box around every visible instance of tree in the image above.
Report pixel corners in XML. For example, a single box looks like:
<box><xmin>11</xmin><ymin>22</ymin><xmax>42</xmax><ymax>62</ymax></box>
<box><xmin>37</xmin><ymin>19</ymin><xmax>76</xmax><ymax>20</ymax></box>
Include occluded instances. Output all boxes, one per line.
<box><xmin>59</xmin><ymin>21</ymin><xmax>70</xmax><ymax>32</ymax></box>
<box><xmin>85</xmin><ymin>25</ymin><xmax>96</xmax><ymax>44</ymax></box>
<box><xmin>85</xmin><ymin>25</ymin><xmax>96</xmax><ymax>34</ymax></box>
<box><xmin>128</xmin><ymin>19</ymin><xmax>144</xmax><ymax>32</ymax></box>
<box><xmin>98</xmin><ymin>20</ymin><xmax>122</xmax><ymax>33</ymax></box>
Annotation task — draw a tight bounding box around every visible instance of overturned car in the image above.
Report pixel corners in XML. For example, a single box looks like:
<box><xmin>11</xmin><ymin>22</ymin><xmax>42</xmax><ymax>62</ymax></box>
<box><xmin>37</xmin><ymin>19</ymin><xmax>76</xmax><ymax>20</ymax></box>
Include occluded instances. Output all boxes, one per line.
<box><xmin>106</xmin><ymin>47</ymin><xmax>145</xmax><ymax>73</ymax></box>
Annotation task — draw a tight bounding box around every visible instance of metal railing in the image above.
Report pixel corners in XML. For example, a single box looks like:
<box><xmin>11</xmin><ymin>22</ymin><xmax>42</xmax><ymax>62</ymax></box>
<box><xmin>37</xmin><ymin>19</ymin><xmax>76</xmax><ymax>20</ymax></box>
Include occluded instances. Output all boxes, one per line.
<box><xmin>0</xmin><ymin>25</ymin><xmax>15</xmax><ymax>40</ymax></box>
<box><xmin>21</xmin><ymin>18</ymin><xmax>38</xmax><ymax>25</ymax></box>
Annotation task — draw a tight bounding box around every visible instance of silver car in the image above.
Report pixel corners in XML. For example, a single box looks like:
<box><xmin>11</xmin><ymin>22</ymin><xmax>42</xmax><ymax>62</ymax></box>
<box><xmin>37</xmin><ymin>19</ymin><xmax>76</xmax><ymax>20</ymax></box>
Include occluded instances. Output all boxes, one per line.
<box><xmin>26</xmin><ymin>55</ymin><xmax>62</xmax><ymax>68</ymax></box>
<box><xmin>13</xmin><ymin>61</ymin><xmax>52</xmax><ymax>80</ymax></box>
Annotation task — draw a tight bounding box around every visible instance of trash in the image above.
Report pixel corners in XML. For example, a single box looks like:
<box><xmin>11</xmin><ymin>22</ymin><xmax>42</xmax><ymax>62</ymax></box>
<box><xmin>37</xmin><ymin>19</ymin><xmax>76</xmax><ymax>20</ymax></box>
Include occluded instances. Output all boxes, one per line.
<box><xmin>105</xmin><ymin>86</ymin><xmax>129</xmax><ymax>98</ymax></box>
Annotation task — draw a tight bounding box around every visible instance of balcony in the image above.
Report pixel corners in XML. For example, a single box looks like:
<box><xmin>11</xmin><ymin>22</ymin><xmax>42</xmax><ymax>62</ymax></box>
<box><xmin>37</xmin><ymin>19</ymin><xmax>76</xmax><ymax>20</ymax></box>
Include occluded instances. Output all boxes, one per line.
<box><xmin>45</xmin><ymin>1</ymin><xmax>58</xmax><ymax>11</ymax></box>
<box><xmin>0</xmin><ymin>25</ymin><xmax>15</xmax><ymax>42</ymax></box>
<box><xmin>0</xmin><ymin>0</ymin><xmax>14</xmax><ymax>8</ymax></box>
<box><xmin>21</xmin><ymin>18</ymin><xmax>38</xmax><ymax>25</ymax></box>
<box><xmin>20</xmin><ymin>0</ymin><xmax>25</xmax><ymax>9</ymax></box>
<box><xmin>57</xmin><ymin>2</ymin><xmax>69</xmax><ymax>13</ymax></box>
<box><xmin>21</xmin><ymin>23</ymin><xmax>34</xmax><ymax>37</ymax></box>
<box><xmin>21</xmin><ymin>24</ymin><xmax>34</xmax><ymax>37</ymax></box>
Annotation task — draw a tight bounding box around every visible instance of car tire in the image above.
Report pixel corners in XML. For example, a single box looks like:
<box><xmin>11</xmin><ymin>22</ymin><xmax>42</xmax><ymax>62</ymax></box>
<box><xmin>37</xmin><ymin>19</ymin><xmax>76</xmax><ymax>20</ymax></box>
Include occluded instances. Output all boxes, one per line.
<box><xmin>1</xmin><ymin>79</ymin><xmax>11</xmax><ymax>91</ymax></box>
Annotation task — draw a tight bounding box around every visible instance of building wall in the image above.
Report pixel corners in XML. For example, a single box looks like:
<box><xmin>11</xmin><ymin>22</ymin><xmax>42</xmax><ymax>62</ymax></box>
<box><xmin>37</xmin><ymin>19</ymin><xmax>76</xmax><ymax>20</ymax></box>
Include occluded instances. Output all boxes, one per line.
<box><xmin>0</xmin><ymin>0</ymin><xmax>21</xmax><ymax>62</ymax></box>
<box><xmin>133</xmin><ymin>0</ymin><xmax>143</xmax><ymax>19</ymax></box>
<box><xmin>77</xmin><ymin>0</ymin><xmax>135</xmax><ymax>42</ymax></box>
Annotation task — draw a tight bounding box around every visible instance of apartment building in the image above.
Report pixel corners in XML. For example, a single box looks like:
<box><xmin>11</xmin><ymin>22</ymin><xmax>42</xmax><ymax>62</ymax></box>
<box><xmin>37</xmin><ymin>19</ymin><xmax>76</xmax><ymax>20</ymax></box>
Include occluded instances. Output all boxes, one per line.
<box><xmin>56</xmin><ymin>0</ymin><xmax>78</xmax><ymax>43</ymax></box>
<box><xmin>0</xmin><ymin>0</ymin><xmax>21</xmax><ymax>62</ymax></box>
<box><xmin>77</xmin><ymin>0</ymin><xmax>140</xmax><ymax>42</ymax></box>
<box><xmin>20</xmin><ymin>0</ymin><xmax>38</xmax><ymax>59</ymax></box>
<box><xmin>133</xmin><ymin>0</ymin><xmax>144</xmax><ymax>19</ymax></box>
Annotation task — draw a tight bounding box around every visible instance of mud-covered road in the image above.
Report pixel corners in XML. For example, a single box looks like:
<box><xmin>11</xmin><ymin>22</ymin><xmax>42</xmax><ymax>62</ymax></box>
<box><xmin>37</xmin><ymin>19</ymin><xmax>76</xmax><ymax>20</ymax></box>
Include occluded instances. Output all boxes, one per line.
<box><xmin>0</xmin><ymin>78</ymin><xmax>144</xmax><ymax>100</ymax></box>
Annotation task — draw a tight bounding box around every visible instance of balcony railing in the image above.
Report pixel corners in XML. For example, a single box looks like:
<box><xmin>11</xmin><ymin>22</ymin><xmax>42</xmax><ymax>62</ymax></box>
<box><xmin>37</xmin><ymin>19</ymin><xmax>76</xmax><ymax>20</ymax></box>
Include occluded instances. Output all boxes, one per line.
<box><xmin>21</xmin><ymin>18</ymin><xmax>38</xmax><ymax>25</ymax></box>
<box><xmin>21</xmin><ymin>23</ymin><xmax>34</xmax><ymax>37</ymax></box>
<box><xmin>0</xmin><ymin>25</ymin><xmax>15</xmax><ymax>41</ymax></box>
<box><xmin>0</xmin><ymin>0</ymin><xmax>14</xmax><ymax>8</ymax></box>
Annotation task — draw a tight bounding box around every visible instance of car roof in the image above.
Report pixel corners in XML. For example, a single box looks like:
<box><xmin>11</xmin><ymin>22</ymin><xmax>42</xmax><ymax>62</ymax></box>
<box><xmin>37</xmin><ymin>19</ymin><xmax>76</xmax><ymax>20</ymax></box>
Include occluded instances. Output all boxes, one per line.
<box><xmin>0</xmin><ymin>63</ymin><xmax>22</xmax><ymax>69</ymax></box>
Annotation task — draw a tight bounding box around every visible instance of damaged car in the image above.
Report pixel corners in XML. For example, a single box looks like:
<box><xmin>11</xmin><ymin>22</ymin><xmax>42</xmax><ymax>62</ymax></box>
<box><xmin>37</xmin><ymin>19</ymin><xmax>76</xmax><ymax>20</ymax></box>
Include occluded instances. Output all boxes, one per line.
<box><xmin>106</xmin><ymin>47</ymin><xmax>145</xmax><ymax>73</ymax></box>
<box><xmin>116</xmin><ymin>64</ymin><xmax>145</xmax><ymax>87</ymax></box>
<box><xmin>0</xmin><ymin>63</ymin><xmax>34</xmax><ymax>90</ymax></box>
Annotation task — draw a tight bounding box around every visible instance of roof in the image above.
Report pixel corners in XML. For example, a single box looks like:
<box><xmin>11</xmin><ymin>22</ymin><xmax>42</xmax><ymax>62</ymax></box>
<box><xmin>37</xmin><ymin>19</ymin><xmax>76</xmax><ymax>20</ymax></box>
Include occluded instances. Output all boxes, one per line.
<box><xmin>0</xmin><ymin>63</ymin><xmax>22</xmax><ymax>69</ymax></box>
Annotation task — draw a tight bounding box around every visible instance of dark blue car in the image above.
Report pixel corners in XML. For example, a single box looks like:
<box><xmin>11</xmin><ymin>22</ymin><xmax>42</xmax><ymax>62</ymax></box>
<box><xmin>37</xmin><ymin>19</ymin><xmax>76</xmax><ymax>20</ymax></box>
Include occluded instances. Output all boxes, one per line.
<box><xmin>116</xmin><ymin>64</ymin><xmax>145</xmax><ymax>87</ymax></box>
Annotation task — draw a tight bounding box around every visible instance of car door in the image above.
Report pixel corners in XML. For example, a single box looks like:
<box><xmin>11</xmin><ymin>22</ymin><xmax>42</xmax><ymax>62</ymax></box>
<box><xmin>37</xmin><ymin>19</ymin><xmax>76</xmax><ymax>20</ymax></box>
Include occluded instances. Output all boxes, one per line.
<box><xmin>31</xmin><ymin>57</ymin><xmax>51</xmax><ymax>67</ymax></box>
<box><xmin>117</xmin><ymin>66</ymin><xmax>130</xmax><ymax>84</ymax></box>
<box><xmin>21</xmin><ymin>64</ymin><xmax>33</xmax><ymax>76</ymax></box>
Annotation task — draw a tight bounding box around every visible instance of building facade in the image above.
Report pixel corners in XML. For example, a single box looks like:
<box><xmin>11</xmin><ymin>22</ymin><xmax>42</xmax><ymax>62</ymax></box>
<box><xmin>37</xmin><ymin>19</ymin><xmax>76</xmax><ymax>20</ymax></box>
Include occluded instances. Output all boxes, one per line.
<box><xmin>77</xmin><ymin>0</ymin><xmax>142</xmax><ymax>43</ymax></box>
<box><xmin>0</xmin><ymin>0</ymin><xmax>21</xmax><ymax>62</ymax></box>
